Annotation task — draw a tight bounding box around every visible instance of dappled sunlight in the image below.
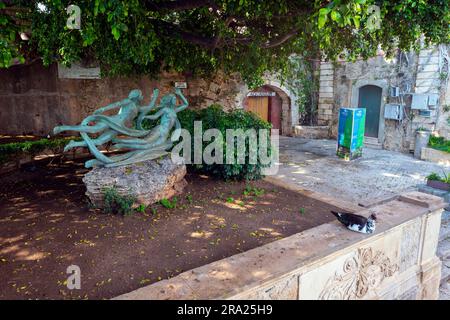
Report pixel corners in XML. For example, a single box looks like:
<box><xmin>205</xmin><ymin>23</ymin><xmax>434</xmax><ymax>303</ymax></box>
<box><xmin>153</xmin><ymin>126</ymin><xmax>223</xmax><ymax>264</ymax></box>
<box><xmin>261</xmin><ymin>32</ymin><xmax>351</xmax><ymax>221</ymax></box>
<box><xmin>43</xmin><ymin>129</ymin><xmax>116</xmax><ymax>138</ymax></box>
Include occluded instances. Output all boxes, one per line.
<box><xmin>258</xmin><ymin>227</ymin><xmax>282</xmax><ymax>237</ymax></box>
<box><xmin>205</xmin><ymin>214</ymin><xmax>226</xmax><ymax>225</ymax></box>
<box><xmin>222</xmin><ymin>202</ymin><xmax>248</xmax><ymax>211</ymax></box>
<box><xmin>291</xmin><ymin>168</ymin><xmax>307</xmax><ymax>174</ymax></box>
<box><xmin>382</xmin><ymin>172</ymin><xmax>401</xmax><ymax>178</ymax></box>
<box><xmin>208</xmin><ymin>270</ymin><xmax>236</xmax><ymax>280</ymax></box>
<box><xmin>408</xmin><ymin>173</ymin><xmax>426</xmax><ymax>180</ymax></box>
<box><xmin>251</xmin><ymin>270</ymin><xmax>270</xmax><ymax>278</ymax></box>
<box><xmin>190</xmin><ymin>230</ymin><xmax>214</xmax><ymax>239</ymax></box>
<box><xmin>54</xmin><ymin>174</ymin><xmax>73</xmax><ymax>179</ymax></box>
<box><xmin>70</xmin><ymin>219</ymin><xmax>90</xmax><ymax>224</ymax></box>
<box><xmin>0</xmin><ymin>235</ymin><xmax>26</xmax><ymax>246</ymax></box>
<box><xmin>0</xmin><ymin>153</ymin><xmax>339</xmax><ymax>299</ymax></box>
<box><xmin>15</xmin><ymin>249</ymin><xmax>48</xmax><ymax>261</ymax></box>
<box><xmin>0</xmin><ymin>244</ymin><xmax>21</xmax><ymax>255</ymax></box>
<box><xmin>37</xmin><ymin>190</ymin><xmax>57</xmax><ymax>196</ymax></box>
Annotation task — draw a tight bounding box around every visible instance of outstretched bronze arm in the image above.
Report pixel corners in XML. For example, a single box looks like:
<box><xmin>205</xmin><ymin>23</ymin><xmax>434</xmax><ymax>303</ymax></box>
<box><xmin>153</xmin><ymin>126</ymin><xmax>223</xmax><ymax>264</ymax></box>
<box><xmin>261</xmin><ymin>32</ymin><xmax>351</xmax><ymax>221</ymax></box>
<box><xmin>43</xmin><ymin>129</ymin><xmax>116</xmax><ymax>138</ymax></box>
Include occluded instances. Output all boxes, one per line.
<box><xmin>93</xmin><ymin>100</ymin><xmax>123</xmax><ymax>115</ymax></box>
<box><xmin>175</xmin><ymin>88</ymin><xmax>189</xmax><ymax>112</ymax></box>
<box><xmin>137</xmin><ymin>89</ymin><xmax>160</xmax><ymax>129</ymax></box>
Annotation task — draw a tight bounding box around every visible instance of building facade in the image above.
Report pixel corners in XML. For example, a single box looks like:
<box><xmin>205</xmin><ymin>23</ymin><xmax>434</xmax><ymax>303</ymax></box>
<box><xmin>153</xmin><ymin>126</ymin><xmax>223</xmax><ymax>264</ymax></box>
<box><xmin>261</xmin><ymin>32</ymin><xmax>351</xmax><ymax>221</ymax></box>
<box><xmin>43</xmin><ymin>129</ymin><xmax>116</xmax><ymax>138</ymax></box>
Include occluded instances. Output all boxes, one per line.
<box><xmin>0</xmin><ymin>62</ymin><xmax>299</xmax><ymax>137</ymax></box>
<box><xmin>317</xmin><ymin>46</ymin><xmax>450</xmax><ymax>153</ymax></box>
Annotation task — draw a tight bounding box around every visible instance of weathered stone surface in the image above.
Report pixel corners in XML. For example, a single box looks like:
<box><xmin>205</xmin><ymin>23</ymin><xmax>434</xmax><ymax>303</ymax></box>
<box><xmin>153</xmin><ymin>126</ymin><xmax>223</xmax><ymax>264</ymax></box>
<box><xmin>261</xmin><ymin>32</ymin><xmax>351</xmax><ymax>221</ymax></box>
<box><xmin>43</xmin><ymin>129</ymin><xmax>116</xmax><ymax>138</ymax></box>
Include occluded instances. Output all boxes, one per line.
<box><xmin>83</xmin><ymin>157</ymin><xmax>187</xmax><ymax>208</ymax></box>
<box><xmin>421</xmin><ymin>147</ymin><xmax>450</xmax><ymax>166</ymax></box>
<box><xmin>113</xmin><ymin>191</ymin><xmax>444</xmax><ymax>300</ymax></box>
<box><xmin>294</xmin><ymin>125</ymin><xmax>330</xmax><ymax>139</ymax></box>
<box><xmin>320</xmin><ymin>46</ymin><xmax>450</xmax><ymax>153</ymax></box>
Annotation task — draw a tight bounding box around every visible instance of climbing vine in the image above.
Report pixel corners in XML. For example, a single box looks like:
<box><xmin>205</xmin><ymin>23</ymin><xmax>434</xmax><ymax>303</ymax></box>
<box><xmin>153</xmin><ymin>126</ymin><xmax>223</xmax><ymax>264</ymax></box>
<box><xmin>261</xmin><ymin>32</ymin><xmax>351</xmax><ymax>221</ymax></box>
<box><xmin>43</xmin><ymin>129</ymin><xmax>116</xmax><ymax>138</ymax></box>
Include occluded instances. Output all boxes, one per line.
<box><xmin>279</xmin><ymin>56</ymin><xmax>319</xmax><ymax>125</ymax></box>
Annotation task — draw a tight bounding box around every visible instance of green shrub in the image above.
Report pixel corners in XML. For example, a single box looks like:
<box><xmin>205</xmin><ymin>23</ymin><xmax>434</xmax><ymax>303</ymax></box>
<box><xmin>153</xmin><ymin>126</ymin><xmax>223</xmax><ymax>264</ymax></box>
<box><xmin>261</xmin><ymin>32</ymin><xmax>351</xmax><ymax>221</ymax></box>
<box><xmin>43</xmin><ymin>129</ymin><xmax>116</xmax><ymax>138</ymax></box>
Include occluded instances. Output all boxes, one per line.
<box><xmin>103</xmin><ymin>187</ymin><xmax>136</xmax><ymax>216</ymax></box>
<box><xmin>177</xmin><ymin>105</ymin><xmax>273</xmax><ymax>181</ymax></box>
<box><xmin>0</xmin><ymin>137</ymin><xmax>73</xmax><ymax>164</ymax></box>
<box><xmin>426</xmin><ymin>172</ymin><xmax>450</xmax><ymax>184</ymax></box>
<box><xmin>428</xmin><ymin>135</ymin><xmax>450</xmax><ymax>153</ymax></box>
<box><xmin>159</xmin><ymin>197</ymin><xmax>177</xmax><ymax>209</ymax></box>
<box><xmin>426</xmin><ymin>172</ymin><xmax>442</xmax><ymax>182</ymax></box>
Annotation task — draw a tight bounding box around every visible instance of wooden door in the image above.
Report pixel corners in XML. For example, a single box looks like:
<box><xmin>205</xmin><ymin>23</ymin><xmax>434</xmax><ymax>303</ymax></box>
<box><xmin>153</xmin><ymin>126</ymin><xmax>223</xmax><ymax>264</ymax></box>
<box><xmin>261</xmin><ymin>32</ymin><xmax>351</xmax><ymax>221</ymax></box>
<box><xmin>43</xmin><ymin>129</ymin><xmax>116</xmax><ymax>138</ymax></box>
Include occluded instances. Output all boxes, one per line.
<box><xmin>247</xmin><ymin>97</ymin><xmax>269</xmax><ymax>121</ymax></box>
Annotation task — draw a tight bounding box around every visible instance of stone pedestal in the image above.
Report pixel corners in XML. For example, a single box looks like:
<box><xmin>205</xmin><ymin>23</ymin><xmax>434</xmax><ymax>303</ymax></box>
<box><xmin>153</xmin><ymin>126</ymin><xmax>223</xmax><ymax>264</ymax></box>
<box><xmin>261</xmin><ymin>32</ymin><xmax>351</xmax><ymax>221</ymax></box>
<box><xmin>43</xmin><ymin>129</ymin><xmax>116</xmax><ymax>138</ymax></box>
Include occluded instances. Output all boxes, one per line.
<box><xmin>83</xmin><ymin>157</ymin><xmax>187</xmax><ymax>208</ymax></box>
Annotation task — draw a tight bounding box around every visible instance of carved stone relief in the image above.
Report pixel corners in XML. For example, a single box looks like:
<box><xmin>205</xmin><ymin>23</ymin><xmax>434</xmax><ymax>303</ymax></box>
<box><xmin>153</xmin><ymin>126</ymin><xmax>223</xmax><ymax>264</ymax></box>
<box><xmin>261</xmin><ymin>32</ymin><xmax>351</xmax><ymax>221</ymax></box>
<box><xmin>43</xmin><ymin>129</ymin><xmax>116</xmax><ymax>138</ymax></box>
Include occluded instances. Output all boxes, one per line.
<box><xmin>319</xmin><ymin>247</ymin><xmax>399</xmax><ymax>300</ymax></box>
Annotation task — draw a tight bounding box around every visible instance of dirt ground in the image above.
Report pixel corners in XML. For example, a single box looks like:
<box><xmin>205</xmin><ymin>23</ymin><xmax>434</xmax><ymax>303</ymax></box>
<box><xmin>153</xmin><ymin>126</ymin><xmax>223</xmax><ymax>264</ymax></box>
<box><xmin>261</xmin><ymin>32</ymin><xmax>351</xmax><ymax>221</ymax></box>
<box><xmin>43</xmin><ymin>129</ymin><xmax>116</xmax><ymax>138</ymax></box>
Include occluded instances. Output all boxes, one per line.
<box><xmin>0</xmin><ymin>157</ymin><xmax>341</xmax><ymax>300</ymax></box>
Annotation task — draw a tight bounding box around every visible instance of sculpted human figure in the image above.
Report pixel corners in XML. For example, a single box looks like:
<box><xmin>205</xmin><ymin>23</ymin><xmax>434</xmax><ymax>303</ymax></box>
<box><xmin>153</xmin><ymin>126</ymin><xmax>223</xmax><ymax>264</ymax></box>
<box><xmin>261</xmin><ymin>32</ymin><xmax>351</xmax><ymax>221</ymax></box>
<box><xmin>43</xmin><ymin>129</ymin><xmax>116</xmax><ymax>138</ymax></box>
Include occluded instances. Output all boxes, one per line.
<box><xmin>114</xmin><ymin>88</ymin><xmax>188</xmax><ymax>151</ymax></box>
<box><xmin>53</xmin><ymin>89</ymin><xmax>158</xmax><ymax>166</ymax></box>
<box><xmin>85</xmin><ymin>88</ymin><xmax>189</xmax><ymax>168</ymax></box>
<box><xmin>53</xmin><ymin>88</ymin><xmax>188</xmax><ymax>168</ymax></box>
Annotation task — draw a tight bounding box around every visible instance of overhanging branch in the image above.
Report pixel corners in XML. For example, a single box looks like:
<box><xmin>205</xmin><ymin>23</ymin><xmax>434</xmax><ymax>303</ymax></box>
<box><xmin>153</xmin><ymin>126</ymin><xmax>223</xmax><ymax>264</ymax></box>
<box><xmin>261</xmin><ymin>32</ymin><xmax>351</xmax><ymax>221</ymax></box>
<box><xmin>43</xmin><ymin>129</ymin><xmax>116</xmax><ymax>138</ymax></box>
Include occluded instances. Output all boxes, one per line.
<box><xmin>146</xmin><ymin>0</ymin><xmax>219</xmax><ymax>11</ymax></box>
<box><xmin>155</xmin><ymin>20</ymin><xmax>301</xmax><ymax>50</ymax></box>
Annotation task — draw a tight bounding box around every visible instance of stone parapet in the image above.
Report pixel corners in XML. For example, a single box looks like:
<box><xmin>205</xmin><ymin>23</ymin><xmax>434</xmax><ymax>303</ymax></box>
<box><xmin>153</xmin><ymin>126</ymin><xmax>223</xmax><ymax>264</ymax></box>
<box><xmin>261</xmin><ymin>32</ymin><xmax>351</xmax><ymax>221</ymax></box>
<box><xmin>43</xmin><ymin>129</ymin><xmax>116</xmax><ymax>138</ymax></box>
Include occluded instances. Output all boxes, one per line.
<box><xmin>114</xmin><ymin>191</ymin><xmax>445</xmax><ymax>300</ymax></box>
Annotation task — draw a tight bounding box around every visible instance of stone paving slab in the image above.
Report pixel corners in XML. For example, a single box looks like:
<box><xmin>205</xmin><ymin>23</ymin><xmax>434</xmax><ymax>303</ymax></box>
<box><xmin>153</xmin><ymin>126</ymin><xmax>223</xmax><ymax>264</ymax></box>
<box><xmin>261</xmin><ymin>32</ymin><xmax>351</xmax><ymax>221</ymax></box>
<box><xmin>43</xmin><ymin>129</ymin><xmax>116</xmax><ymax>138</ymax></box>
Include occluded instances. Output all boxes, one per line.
<box><xmin>275</xmin><ymin>136</ymin><xmax>449</xmax><ymax>203</ymax></box>
<box><xmin>273</xmin><ymin>136</ymin><xmax>450</xmax><ymax>299</ymax></box>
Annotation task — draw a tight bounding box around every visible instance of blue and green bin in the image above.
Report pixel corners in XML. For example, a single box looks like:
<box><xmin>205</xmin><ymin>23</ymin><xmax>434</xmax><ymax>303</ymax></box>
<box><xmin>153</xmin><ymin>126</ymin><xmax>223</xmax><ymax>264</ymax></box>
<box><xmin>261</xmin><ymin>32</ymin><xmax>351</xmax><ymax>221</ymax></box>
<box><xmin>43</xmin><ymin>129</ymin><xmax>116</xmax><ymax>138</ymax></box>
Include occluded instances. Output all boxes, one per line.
<box><xmin>337</xmin><ymin>108</ymin><xmax>366</xmax><ymax>160</ymax></box>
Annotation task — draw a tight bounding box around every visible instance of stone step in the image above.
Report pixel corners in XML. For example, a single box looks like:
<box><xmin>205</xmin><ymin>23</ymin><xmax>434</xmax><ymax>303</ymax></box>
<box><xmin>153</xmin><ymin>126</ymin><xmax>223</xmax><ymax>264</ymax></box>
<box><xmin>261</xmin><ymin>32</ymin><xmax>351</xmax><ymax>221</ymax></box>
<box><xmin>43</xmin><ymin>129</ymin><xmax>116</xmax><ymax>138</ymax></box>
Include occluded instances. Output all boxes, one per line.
<box><xmin>440</xmin><ymin>211</ymin><xmax>450</xmax><ymax>242</ymax></box>
<box><xmin>441</xmin><ymin>256</ymin><xmax>450</xmax><ymax>286</ymax></box>
<box><xmin>364</xmin><ymin>137</ymin><xmax>383</xmax><ymax>150</ymax></box>
<box><xmin>439</xmin><ymin>281</ymin><xmax>450</xmax><ymax>300</ymax></box>
<box><xmin>438</xmin><ymin>238</ymin><xmax>450</xmax><ymax>259</ymax></box>
<box><xmin>441</xmin><ymin>223</ymin><xmax>450</xmax><ymax>242</ymax></box>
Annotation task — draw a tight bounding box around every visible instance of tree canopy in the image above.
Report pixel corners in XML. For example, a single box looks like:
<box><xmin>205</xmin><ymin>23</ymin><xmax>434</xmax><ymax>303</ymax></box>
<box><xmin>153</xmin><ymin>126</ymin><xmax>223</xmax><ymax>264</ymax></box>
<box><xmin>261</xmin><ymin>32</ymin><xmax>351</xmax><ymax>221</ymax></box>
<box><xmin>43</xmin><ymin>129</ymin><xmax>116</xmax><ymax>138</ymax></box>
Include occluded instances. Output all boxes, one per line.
<box><xmin>1</xmin><ymin>0</ymin><xmax>449</xmax><ymax>86</ymax></box>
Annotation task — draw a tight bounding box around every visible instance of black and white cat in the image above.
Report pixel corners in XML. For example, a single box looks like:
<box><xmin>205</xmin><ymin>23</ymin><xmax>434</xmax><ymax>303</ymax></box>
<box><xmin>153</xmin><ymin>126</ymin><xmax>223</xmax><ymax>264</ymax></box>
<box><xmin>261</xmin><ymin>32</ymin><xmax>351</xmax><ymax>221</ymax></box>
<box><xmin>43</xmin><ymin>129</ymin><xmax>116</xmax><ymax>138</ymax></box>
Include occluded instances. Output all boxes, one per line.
<box><xmin>331</xmin><ymin>211</ymin><xmax>377</xmax><ymax>234</ymax></box>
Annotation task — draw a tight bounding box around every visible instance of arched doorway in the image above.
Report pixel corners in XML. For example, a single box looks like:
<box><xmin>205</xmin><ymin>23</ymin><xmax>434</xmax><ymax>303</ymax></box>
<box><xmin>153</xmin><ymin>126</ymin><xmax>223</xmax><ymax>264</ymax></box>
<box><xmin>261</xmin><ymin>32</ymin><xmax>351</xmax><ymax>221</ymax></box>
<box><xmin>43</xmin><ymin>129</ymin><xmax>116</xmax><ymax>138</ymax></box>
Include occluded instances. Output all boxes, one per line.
<box><xmin>358</xmin><ymin>85</ymin><xmax>382</xmax><ymax>138</ymax></box>
<box><xmin>243</xmin><ymin>85</ymin><xmax>290</xmax><ymax>135</ymax></box>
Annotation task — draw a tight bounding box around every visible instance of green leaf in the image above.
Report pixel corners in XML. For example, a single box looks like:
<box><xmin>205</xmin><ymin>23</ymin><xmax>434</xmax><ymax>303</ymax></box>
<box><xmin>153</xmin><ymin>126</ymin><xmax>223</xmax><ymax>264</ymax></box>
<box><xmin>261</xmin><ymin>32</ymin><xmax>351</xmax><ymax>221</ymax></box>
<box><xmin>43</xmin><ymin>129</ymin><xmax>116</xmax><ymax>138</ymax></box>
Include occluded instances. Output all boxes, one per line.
<box><xmin>111</xmin><ymin>26</ymin><xmax>120</xmax><ymax>40</ymax></box>
<box><xmin>319</xmin><ymin>8</ymin><xmax>331</xmax><ymax>15</ymax></box>
<box><xmin>318</xmin><ymin>13</ymin><xmax>328</xmax><ymax>29</ymax></box>
<box><xmin>353</xmin><ymin>15</ymin><xmax>361</xmax><ymax>29</ymax></box>
<box><xmin>330</xmin><ymin>11</ymin><xmax>342</xmax><ymax>22</ymax></box>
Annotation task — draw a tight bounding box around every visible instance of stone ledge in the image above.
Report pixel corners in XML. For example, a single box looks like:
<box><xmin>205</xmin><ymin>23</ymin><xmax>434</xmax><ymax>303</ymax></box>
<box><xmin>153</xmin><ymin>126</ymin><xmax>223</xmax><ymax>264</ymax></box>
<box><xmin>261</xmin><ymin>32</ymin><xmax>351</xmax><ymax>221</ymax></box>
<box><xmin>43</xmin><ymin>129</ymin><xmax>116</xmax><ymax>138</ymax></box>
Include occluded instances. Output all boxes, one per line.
<box><xmin>421</xmin><ymin>147</ymin><xmax>450</xmax><ymax>166</ymax></box>
<box><xmin>293</xmin><ymin>125</ymin><xmax>330</xmax><ymax>140</ymax></box>
<box><xmin>113</xmin><ymin>191</ymin><xmax>445</xmax><ymax>300</ymax></box>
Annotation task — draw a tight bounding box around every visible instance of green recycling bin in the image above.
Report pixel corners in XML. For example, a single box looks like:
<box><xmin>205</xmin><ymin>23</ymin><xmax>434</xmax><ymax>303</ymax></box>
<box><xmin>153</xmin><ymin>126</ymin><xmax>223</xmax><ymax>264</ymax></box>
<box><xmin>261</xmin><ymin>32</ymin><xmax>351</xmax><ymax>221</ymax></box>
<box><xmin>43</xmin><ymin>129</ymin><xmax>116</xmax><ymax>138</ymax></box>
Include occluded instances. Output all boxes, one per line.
<box><xmin>337</xmin><ymin>108</ymin><xmax>366</xmax><ymax>160</ymax></box>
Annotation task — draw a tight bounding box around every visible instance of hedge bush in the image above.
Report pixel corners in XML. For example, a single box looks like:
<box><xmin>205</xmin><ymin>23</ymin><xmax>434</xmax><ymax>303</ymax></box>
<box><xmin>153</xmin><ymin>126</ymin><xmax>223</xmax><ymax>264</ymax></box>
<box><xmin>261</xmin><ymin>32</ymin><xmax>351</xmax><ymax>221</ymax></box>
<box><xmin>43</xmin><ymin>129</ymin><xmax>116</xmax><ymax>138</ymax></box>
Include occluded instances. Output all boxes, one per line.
<box><xmin>179</xmin><ymin>105</ymin><xmax>272</xmax><ymax>181</ymax></box>
<box><xmin>142</xmin><ymin>104</ymin><xmax>273</xmax><ymax>180</ymax></box>
<box><xmin>0</xmin><ymin>137</ymin><xmax>72</xmax><ymax>164</ymax></box>
<box><xmin>428</xmin><ymin>135</ymin><xmax>450</xmax><ymax>153</ymax></box>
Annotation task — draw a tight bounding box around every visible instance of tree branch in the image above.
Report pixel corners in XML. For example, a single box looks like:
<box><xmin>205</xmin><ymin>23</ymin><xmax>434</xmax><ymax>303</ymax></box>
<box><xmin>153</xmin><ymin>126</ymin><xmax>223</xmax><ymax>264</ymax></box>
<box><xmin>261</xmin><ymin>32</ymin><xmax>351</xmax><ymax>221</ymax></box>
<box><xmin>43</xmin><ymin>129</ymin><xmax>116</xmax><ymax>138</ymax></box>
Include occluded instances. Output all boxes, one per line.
<box><xmin>155</xmin><ymin>20</ymin><xmax>300</xmax><ymax>50</ymax></box>
<box><xmin>147</xmin><ymin>0</ymin><xmax>219</xmax><ymax>11</ymax></box>
<box><xmin>261</xmin><ymin>27</ymin><xmax>300</xmax><ymax>48</ymax></box>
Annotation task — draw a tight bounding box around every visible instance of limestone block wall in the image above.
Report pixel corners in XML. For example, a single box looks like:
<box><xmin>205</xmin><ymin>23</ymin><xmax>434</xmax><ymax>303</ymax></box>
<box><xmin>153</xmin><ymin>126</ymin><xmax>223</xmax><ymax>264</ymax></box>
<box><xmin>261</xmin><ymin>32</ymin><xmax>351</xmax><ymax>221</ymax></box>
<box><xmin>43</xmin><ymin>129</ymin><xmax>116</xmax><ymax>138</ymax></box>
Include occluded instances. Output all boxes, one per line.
<box><xmin>411</xmin><ymin>47</ymin><xmax>443</xmax><ymax>149</ymax></box>
<box><xmin>321</xmin><ymin>45</ymin><xmax>449</xmax><ymax>153</ymax></box>
<box><xmin>332</xmin><ymin>52</ymin><xmax>419</xmax><ymax>151</ymax></box>
<box><xmin>421</xmin><ymin>147</ymin><xmax>450</xmax><ymax>166</ymax></box>
<box><xmin>0</xmin><ymin>61</ymin><xmax>246</xmax><ymax>136</ymax></box>
<box><xmin>317</xmin><ymin>62</ymin><xmax>335</xmax><ymax>126</ymax></box>
<box><xmin>114</xmin><ymin>191</ymin><xmax>444</xmax><ymax>300</ymax></box>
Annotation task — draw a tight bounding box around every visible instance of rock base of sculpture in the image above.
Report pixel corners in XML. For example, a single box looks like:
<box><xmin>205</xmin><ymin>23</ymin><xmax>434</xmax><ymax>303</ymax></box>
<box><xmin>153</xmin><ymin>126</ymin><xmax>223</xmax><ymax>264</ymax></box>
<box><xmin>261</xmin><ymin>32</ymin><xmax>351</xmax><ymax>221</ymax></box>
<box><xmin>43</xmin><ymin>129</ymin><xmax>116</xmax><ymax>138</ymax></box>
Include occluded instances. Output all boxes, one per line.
<box><xmin>83</xmin><ymin>157</ymin><xmax>187</xmax><ymax>208</ymax></box>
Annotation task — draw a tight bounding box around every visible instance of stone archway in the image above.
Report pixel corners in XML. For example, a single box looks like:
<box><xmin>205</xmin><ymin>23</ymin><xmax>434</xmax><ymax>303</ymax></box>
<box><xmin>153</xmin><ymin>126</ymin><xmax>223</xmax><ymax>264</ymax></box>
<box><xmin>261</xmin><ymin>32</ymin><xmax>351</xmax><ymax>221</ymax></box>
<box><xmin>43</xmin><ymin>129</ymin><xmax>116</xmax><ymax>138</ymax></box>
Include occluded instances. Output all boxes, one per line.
<box><xmin>238</xmin><ymin>80</ymin><xmax>296</xmax><ymax>136</ymax></box>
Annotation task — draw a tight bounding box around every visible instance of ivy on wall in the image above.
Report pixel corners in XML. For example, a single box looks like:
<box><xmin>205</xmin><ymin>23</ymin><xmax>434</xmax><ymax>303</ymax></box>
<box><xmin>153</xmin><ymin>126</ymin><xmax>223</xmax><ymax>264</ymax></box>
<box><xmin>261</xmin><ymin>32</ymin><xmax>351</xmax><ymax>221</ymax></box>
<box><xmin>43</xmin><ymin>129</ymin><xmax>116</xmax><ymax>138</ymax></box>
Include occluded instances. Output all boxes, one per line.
<box><xmin>279</xmin><ymin>55</ymin><xmax>319</xmax><ymax>125</ymax></box>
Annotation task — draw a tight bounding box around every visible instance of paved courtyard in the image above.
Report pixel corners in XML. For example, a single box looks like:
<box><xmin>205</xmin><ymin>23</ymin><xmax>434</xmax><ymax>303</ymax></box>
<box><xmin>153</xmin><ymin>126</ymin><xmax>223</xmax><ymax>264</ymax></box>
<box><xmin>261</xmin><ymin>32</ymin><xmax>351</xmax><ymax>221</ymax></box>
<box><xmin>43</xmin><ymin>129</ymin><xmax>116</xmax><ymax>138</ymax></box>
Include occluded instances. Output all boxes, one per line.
<box><xmin>274</xmin><ymin>136</ymin><xmax>450</xmax><ymax>299</ymax></box>
<box><xmin>275</xmin><ymin>136</ymin><xmax>449</xmax><ymax>204</ymax></box>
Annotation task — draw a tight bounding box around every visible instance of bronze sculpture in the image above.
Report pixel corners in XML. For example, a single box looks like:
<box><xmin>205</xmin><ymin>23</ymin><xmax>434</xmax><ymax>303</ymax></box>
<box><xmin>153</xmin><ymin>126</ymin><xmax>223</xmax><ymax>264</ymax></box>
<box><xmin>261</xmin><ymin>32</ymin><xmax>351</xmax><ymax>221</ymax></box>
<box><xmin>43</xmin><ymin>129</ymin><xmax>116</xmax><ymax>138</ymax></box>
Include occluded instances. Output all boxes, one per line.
<box><xmin>53</xmin><ymin>88</ymin><xmax>188</xmax><ymax>168</ymax></box>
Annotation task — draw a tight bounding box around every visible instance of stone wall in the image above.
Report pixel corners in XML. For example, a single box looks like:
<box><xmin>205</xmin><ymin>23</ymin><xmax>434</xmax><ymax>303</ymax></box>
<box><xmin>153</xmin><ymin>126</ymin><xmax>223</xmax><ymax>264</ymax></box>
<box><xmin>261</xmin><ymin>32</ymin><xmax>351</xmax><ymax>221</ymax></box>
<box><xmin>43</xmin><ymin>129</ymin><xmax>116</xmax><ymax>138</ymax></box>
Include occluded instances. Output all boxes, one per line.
<box><xmin>114</xmin><ymin>191</ymin><xmax>444</xmax><ymax>300</ymax></box>
<box><xmin>319</xmin><ymin>45</ymin><xmax>450</xmax><ymax>153</ymax></box>
<box><xmin>333</xmin><ymin>52</ymin><xmax>419</xmax><ymax>152</ymax></box>
<box><xmin>317</xmin><ymin>61</ymin><xmax>335</xmax><ymax>127</ymax></box>
<box><xmin>0</xmin><ymin>61</ymin><xmax>246</xmax><ymax>136</ymax></box>
<box><xmin>421</xmin><ymin>147</ymin><xmax>450</xmax><ymax>166</ymax></box>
